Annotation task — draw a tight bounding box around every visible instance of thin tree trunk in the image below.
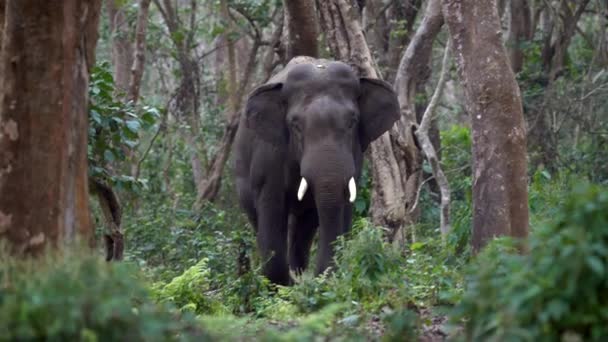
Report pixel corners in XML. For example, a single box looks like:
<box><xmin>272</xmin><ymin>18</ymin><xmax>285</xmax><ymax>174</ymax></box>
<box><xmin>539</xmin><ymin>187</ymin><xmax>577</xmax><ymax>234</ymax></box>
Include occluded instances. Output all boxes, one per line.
<box><xmin>154</xmin><ymin>0</ymin><xmax>204</xmax><ymax>194</ymax></box>
<box><xmin>596</xmin><ymin>0</ymin><xmax>608</xmax><ymax>66</ymax></box>
<box><xmin>90</xmin><ymin>179</ymin><xmax>123</xmax><ymax>261</ymax></box>
<box><xmin>128</xmin><ymin>0</ymin><xmax>152</xmax><ymax>103</ymax></box>
<box><xmin>443</xmin><ymin>0</ymin><xmax>530</xmax><ymax>253</ymax></box>
<box><xmin>194</xmin><ymin>38</ymin><xmax>261</xmax><ymax>206</ymax></box>
<box><xmin>362</xmin><ymin>0</ymin><xmax>390</xmax><ymax>72</ymax></box>
<box><xmin>107</xmin><ymin>0</ymin><xmax>133</xmax><ymax>93</ymax></box>
<box><xmin>386</xmin><ymin>0</ymin><xmax>421</xmax><ymax>82</ymax></box>
<box><xmin>391</xmin><ymin>0</ymin><xmax>445</xmax><ymax>243</ymax></box>
<box><xmin>0</xmin><ymin>0</ymin><xmax>5</xmax><ymax>51</ymax></box>
<box><xmin>0</xmin><ymin>0</ymin><xmax>102</xmax><ymax>255</ymax></box>
<box><xmin>507</xmin><ymin>0</ymin><xmax>531</xmax><ymax>73</ymax></box>
<box><xmin>283</xmin><ymin>0</ymin><xmax>318</xmax><ymax>59</ymax></box>
<box><xmin>415</xmin><ymin>42</ymin><xmax>451</xmax><ymax>238</ymax></box>
<box><xmin>541</xmin><ymin>0</ymin><xmax>591</xmax><ymax>82</ymax></box>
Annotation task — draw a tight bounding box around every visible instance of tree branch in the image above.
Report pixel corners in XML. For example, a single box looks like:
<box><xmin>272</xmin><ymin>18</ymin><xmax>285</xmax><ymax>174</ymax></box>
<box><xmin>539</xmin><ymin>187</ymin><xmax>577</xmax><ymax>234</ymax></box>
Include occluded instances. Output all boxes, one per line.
<box><xmin>414</xmin><ymin>40</ymin><xmax>451</xmax><ymax>238</ymax></box>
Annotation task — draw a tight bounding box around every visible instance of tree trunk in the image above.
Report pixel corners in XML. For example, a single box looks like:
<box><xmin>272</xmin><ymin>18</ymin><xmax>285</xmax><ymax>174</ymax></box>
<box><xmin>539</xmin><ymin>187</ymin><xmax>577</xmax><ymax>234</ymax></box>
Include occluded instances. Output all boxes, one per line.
<box><xmin>0</xmin><ymin>0</ymin><xmax>101</xmax><ymax>255</ymax></box>
<box><xmin>0</xmin><ymin>0</ymin><xmax>5</xmax><ymax>51</ymax></box>
<box><xmin>415</xmin><ymin>42</ymin><xmax>452</xmax><ymax>238</ymax></box>
<box><xmin>90</xmin><ymin>179</ymin><xmax>123</xmax><ymax>261</ymax></box>
<box><xmin>388</xmin><ymin>0</ymin><xmax>445</xmax><ymax>243</ymax></box>
<box><xmin>443</xmin><ymin>0</ymin><xmax>530</xmax><ymax>253</ymax></box>
<box><xmin>107</xmin><ymin>0</ymin><xmax>133</xmax><ymax>93</ymax></box>
<box><xmin>386</xmin><ymin>0</ymin><xmax>421</xmax><ymax>82</ymax></box>
<box><xmin>507</xmin><ymin>0</ymin><xmax>531</xmax><ymax>73</ymax></box>
<box><xmin>541</xmin><ymin>0</ymin><xmax>591</xmax><ymax>82</ymax></box>
<box><xmin>595</xmin><ymin>0</ymin><xmax>608</xmax><ymax>67</ymax></box>
<box><xmin>154</xmin><ymin>0</ymin><xmax>204</xmax><ymax>194</ymax></box>
<box><xmin>283</xmin><ymin>0</ymin><xmax>318</xmax><ymax>59</ymax></box>
<box><xmin>127</xmin><ymin>0</ymin><xmax>152</xmax><ymax>103</ymax></box>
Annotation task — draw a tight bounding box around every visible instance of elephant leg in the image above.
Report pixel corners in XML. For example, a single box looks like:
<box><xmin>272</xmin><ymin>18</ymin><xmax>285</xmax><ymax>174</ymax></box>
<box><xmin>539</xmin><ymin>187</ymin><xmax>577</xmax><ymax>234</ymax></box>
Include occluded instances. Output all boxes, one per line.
<box><xmin>288</xmin><ymin>210</ymin><xmax>318</xmax><ymax>274</ymax></box>
<box><xmin>237</xmin><ymin>178</ymin><xmax>258</xmax><ymax>231</ymax></box>
<box><xmin>256</xmin><ymin>186</ymin><xmax>289</xmax><ymax>285</ymax></box>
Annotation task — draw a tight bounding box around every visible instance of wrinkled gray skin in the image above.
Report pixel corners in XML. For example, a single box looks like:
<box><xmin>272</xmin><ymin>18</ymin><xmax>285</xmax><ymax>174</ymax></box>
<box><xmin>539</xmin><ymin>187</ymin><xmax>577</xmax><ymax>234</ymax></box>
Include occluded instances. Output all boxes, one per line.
<box><xmin>233</xmin><ymin>57</ymin><xmax>400</xmax><ymax>285</ymax></box>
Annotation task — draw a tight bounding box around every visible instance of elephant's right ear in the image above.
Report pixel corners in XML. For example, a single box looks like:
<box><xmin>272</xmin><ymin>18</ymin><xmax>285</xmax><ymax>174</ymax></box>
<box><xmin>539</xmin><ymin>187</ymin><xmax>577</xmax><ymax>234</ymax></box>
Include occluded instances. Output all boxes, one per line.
<box><xmin>244</xmin><ymin>83</ymin><xmax>287</xmax><ymax>144</ymax></box>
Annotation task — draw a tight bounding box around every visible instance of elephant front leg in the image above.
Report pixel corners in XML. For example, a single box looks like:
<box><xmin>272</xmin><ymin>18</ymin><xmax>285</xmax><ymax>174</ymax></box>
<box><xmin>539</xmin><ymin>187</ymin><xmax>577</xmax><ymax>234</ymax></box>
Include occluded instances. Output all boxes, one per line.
<box><xmin>288</xmin><ymin>210</ymin><xmax>318</xmax><ymax>275</ymax></box>
<box><xmin>256</xmin><ymin>187</ymin><xmax>290</xmax><ymax>285</ymax></box>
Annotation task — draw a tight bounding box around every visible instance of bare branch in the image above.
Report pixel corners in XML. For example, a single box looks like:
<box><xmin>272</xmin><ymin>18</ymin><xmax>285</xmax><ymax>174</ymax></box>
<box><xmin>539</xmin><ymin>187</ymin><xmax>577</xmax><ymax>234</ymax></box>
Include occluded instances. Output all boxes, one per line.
<box><xmin>414</xmin><ymin>40</ymin><xmax>451</xmax><ymax>238</ymax></box>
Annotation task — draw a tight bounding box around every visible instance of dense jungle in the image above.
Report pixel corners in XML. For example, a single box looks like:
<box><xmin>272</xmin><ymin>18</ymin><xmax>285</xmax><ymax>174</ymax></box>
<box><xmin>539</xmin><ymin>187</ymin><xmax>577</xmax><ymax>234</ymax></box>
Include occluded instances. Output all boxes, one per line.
<box><xmin>0</xmin><ymin>0</ymin><xmax>607</xmax><ymax>340</ymax></box>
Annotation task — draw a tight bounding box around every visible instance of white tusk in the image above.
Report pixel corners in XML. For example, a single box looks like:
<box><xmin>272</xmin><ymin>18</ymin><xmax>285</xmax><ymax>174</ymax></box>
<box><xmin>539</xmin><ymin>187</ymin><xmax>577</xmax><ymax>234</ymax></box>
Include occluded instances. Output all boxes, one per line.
<box><xmin>297</xmin><ymin>178</ymin><xmax>308</xmax><ymax>201</ymax></box>
<box><xmin>348</xmin><ymin>177</ymin><xmax>356</xmax><ymax>203</ymax></box>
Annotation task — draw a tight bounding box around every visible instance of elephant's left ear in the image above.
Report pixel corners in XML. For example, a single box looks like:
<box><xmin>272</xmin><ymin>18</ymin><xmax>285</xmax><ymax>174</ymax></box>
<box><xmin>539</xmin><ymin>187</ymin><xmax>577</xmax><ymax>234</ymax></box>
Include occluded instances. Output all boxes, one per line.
<box><xmin>358</xmin><ymin>78</ymin><xmax>400</xmax><ymax>150</ymax></box>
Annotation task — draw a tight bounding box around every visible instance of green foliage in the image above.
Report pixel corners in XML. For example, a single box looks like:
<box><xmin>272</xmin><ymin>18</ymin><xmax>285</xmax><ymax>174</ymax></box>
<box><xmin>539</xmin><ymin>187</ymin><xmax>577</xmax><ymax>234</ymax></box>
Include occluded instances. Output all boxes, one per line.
<box><xmin>352</xmin><ymin>162</ymin><xmax>372</xmax><ymax>218</ymax></box>
<box><xmin>0</xmin><ymin>251</ymin><xmax>209</xmax><ymax>341</ymax></box>
<box><xmin>153</xmin><ymin>258</ymin><xmax>226</xmax><ymax>314</ymax></box>
<box><xmin>452</xmin><ymin>184</ymin><xmax>608</xmax><ymax>341</ymax></box>
<box><xmin>382</xmin><ymin>308</ymin><xmax>420</xmax><ymax>342</ymax></box>
<box><xmin>333</xmin><ymin>221</ymin><xmax>404</xmax><ymax>305</ymax></box>
<box><xmin>88</xmin><ymin>61</ymin><xmax>161</xmax><ymax>191</ymax></box>
<box><xmin>124</xmin><ymin>197</ymin><xmax>249</xmax><ymax>281</ymax></box>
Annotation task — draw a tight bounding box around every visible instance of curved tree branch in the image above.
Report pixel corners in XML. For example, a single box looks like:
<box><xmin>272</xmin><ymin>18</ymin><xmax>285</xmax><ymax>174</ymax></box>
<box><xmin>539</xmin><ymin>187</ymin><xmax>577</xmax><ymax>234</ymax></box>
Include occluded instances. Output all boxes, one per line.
<box><xmin>415</xmin><ymin>41</ymin><xmax>451</xmax><ymax>238</ymax></box>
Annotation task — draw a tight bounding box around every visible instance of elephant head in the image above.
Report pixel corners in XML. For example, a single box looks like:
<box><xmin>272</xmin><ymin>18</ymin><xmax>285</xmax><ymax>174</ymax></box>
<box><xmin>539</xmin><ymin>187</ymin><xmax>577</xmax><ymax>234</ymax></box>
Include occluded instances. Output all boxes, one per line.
<box><xmin>244</xmin><ymin>61</ymin><xmax>399</xmax><ymax>275</ymax></box>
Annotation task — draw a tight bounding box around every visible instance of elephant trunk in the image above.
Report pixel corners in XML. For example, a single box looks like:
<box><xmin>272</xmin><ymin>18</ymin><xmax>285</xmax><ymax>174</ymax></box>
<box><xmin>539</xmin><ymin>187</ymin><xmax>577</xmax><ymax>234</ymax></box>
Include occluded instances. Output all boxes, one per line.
<box><xmin>314</xmin><ymin>182</ymin><xmax>345</xmax><ymax>275</ymax></box>
<box><xmin>300</xmin><ymin>147</ymin><xmax>354</xmax><ymax>275</ymax></box>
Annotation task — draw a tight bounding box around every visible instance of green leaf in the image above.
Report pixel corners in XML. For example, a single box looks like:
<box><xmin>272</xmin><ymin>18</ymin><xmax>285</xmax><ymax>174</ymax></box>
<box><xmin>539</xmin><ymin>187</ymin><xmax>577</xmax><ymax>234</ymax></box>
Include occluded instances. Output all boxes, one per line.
<box><xmin>411</xmin><ymin>242</ymin><xmax>426</xmax><ymax>251</ymax></box>
<box><xmin>126</xmin><ymin>120</ymin><xmax>141</xmax><ymax>133</ymax></box>
<box><xmin>104</xmin><ymin>150</ymin><xmax>115</xmax><ymax>162</ymax></box>
<box><xmin>90</xmin><ymin>109</ymin><xmax>102</xmax><ymax>124</ymax></box>
<box><xmin>586</xmin><ymin>256</ymin><xmax>604</xmax><ymax>276</ymax></box>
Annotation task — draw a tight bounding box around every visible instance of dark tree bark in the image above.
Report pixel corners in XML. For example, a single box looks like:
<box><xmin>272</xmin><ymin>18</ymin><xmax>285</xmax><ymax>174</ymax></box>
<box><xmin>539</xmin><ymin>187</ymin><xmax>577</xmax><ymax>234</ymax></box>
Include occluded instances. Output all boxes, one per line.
<box><xmin>128</xmin><ymin>0</ymin><xmax>152</xmax><ymax>103</ymax></box>
<box><xmin>283</xmin><ymin>0</ymin><xmax>318</xmax><ymax>59</ymax></box>
<box><xmin>0</xmin><ymin>0</ymin><xmax>102</xmax><ymax>255</ymax></box>
<box><xmin>443</xmin><ymin>0</ymin><xmax>530</xmax><ymax>253</ymax></box>
<box><xmin>90</xmin><ymin>179</ymin><xmax>123</xmax><ymax>261</ymax></box>
<box><xmin>154</xmin><ymin>0</ymin><xmax>204</xmax><ymax>195</ymax></box>
<box><xmin>385</xmin><ymin>1</ymin><xmax>421</xmax><ymax>82</ymax></box>
<box><xmin>0</xmin><ymin>0</ymin><xmax>5</xmax><ymax>51</ymax></box>
<box><xmin>526</xmin><ymin>0</ymin><xmax>590</xmax><ymax>170</ymax></box>
<box><xmin>387</xmin><ymin>0</ymin><xmax>445</xmax><ymax>243</ymax></box>
<box><xmin>541</xmin><ymin>0</ymin><xmax>591</xmax><ymax>82</ymax></box>
<box><xmin>598</xmin><ymin>0</ymin><xmax>608</xmax><ymax>66</ymax></box>
<box><xmin>107</xmin><ymin>0</ymin><xmax>134</xmax><ymax>93</ymax></box>
<box><xmin>507</xmin><ymin>0</ymin><xmax>531</xmax><ymax>73</ymax></box>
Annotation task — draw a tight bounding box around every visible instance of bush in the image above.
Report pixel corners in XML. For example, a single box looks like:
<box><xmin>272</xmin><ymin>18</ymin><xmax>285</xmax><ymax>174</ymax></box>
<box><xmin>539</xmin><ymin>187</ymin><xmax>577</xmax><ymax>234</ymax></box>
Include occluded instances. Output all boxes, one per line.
<box><xmin>451</xmin><ymin>184</ymin><xmax>608</xmax><ymax>341</ymax></box>
<box><xmin>0</xmin><ymin>251</ymin><xmax>208</xmax><ymax>341</ymax></box>
<box><xmin>153</xmin><ymin>258</ymin><xmax>226</xmax><ymax>314</ymax></box>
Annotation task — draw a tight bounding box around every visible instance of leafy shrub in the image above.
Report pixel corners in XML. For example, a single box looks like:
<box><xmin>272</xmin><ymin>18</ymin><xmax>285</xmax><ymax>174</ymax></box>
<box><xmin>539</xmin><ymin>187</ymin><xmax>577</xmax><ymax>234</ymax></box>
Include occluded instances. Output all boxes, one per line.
<box><xmin>451</xmin><ymin>184</ymin><xmax>608</xmax><ymax>341</ymax></box>
<box><xmin>88</xmin><ymin>61</ymin><xmax>160</xmax><ymax>191</ymax></box>
<box><xmin>333</xmin><ymin>221</ymin><xmax>404</xmax><ymax>305</ymax></box>
<box><xmin>381</xmin><ymin>307</ymin><xmax>420</xmax><ymax>342</ymax></box>
<box><xmin>0</xmin><ymin>251</ymin><xmax>208</xmax><ymax>341</ymax></box>
<box><xmin>124</xmin><ymin>199</ymin><xmax>250</xmax><ymax>282</ymax></box>
<box><xmin>153</xmin><ymin>258</ymin><xmax>226</xmax><ymax>314</ymax></box>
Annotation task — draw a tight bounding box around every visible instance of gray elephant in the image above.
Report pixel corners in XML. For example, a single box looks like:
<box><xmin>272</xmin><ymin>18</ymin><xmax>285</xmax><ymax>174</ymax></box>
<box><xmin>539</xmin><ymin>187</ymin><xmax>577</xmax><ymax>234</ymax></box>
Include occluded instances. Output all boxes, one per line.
<box><xmin>233</xmin><ymin>57</ymin><xmax>400</xmax><ymax>285</ymax></box>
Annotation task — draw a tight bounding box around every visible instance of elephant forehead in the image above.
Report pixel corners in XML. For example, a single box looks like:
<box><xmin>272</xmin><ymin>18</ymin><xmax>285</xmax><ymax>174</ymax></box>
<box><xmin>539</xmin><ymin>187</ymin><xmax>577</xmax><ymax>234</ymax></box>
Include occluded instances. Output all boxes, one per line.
<box><xmin>285</xmin><ymin>62</ymin><xmax>357</xmax><ymax>84</ymax></box>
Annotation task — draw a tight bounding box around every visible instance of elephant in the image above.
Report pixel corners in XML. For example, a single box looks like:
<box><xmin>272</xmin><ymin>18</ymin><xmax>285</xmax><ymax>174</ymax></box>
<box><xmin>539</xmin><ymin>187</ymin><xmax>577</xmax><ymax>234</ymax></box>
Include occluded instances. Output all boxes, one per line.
<box><xmin>233</xmin><ymin>57</ymin><xmax>400</xmax><ymax>285</ymax></box>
